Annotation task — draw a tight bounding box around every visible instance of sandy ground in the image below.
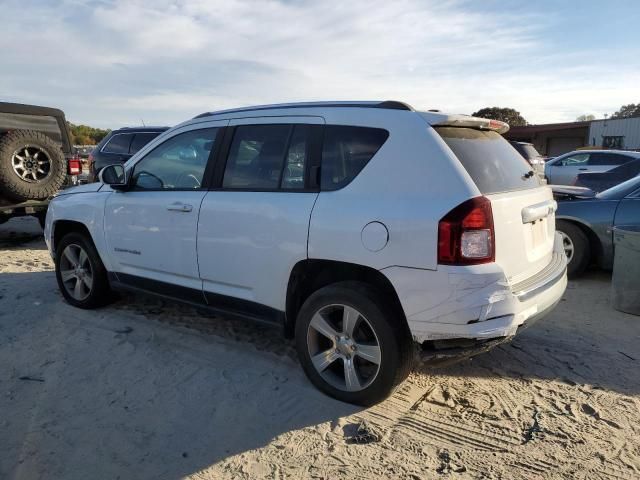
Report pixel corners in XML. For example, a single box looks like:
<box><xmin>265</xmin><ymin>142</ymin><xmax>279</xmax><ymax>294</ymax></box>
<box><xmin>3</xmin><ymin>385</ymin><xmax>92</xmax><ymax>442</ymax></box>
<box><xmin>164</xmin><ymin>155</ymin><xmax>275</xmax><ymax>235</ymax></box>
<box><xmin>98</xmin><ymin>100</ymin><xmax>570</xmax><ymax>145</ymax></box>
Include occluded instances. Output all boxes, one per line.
<box><xmin>1</xmin><ymin>216</ymin><xmax>639</xmax><ymax>480</ymax></box>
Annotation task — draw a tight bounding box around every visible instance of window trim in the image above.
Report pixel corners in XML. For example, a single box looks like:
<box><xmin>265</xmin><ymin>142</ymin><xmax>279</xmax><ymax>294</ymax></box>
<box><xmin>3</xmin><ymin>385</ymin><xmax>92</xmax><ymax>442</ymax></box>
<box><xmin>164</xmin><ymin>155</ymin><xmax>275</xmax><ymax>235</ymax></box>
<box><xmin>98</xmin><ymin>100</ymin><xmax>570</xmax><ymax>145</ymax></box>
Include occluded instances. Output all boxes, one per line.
<box><xmin>101</xmin><ymin>132</ymin><xmax>135</xmax><ymax>155</ymax></box>
<box><xmin>209</xmin><ymin>124</ymin><xmax>323</xmax><ymax>193</ymax></box>
<box><xmin>127</xmin><ymin>127</ymin><xmax>224</xmax><ymax>192</ymax></box>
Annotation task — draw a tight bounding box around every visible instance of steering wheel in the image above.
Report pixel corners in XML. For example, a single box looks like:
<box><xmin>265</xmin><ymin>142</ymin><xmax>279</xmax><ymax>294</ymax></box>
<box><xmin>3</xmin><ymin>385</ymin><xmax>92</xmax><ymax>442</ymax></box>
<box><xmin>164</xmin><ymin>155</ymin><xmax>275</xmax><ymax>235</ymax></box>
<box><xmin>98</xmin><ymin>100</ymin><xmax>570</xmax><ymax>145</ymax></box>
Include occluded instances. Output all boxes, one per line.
<box><xmin>175</xmin><ymin>172</ymin><xmax>201</xmax><ymax>189</ymax></box>
<box><xmin>135</xmin><ymin>171</ymin><xmax>165</xmax><ymax>189</ymax></box>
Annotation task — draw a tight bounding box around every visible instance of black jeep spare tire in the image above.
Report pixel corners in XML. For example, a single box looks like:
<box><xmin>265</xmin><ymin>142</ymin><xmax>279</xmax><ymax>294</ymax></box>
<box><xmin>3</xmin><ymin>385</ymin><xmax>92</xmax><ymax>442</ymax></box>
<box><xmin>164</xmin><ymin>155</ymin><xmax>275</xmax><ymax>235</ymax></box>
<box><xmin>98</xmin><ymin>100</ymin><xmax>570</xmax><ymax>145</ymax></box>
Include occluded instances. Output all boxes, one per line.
<box><xmin>0</xmin><ymin>129</ymin><xmax>66</xmax><ymax>202</ymax></box>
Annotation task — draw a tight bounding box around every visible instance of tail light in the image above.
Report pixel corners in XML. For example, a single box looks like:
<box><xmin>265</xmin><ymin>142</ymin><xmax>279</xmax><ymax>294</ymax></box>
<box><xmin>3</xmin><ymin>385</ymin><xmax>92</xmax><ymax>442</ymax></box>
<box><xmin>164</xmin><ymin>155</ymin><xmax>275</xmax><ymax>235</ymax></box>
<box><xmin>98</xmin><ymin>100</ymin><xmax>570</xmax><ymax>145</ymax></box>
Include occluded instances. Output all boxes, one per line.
<box><xmin>438</xmin><ymin>196</ymin><xmax>495</xmax><ymax>265</ymax></box>
<box><xmin>67</xmin><ymin>155</ymin><xmax>82</xmax><ymax>175</ymax></box>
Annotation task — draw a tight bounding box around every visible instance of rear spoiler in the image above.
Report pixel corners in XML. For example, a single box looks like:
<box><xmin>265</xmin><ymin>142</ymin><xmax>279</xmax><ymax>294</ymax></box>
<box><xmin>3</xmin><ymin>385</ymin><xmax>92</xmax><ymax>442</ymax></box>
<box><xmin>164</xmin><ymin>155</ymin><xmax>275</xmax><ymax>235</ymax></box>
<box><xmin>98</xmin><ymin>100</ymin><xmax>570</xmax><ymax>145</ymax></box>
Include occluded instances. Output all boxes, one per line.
<box><xmin>423</xmin><ymin>113</ymin><xmax>510</xmax><ymax>134</ymax></box>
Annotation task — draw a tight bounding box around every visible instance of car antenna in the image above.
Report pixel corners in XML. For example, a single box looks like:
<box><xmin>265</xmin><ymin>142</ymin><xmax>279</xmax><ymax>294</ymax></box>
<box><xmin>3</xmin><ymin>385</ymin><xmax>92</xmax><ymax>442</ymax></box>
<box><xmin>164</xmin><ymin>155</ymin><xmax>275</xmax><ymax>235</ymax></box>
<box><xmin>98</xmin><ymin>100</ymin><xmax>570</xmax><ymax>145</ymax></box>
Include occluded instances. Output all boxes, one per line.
<box><xmin>140</xmin><ymin>118</ymin><xmax>146</xmax><ymax>127</ymax></box>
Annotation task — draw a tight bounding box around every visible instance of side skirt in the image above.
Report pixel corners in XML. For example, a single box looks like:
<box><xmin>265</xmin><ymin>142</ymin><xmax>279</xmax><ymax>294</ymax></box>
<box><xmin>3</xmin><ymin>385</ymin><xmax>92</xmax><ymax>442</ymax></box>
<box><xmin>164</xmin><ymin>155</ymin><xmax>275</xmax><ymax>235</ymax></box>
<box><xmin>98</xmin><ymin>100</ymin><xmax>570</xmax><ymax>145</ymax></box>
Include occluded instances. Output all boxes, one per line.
<box><xmin>108</xmin><ymin>272</ymin><xmax>286</xmax><ymax>329</ymax></box>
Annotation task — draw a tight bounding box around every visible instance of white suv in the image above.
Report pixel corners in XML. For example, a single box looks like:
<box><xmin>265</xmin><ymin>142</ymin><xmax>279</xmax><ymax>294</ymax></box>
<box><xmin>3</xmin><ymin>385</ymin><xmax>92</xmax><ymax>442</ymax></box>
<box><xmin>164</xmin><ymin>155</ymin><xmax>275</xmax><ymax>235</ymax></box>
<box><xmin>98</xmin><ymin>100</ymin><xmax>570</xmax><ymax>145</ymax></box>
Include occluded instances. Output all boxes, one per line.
<box><xmin>44</xmin><ymin>101</ymin><xmax>567</xmax><ymax>405</ymax></box>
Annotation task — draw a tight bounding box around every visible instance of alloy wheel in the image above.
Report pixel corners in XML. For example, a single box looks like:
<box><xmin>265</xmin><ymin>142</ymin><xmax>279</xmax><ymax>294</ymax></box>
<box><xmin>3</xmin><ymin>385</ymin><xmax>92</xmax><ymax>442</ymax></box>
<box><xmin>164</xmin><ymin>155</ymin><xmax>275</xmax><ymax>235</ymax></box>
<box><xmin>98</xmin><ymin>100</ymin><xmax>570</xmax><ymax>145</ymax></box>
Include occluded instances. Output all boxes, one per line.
<box><xmin>559</xmin><ymin>230</ymin><xmax>574</xmax><ymax>263</ymax></box>
<box><xmin>307</xmin><ymin>304</ymin><xmax>382</xmax><ymax>392</ymax></box>
<box><xmin>11</xmin><ymin>145</ymin><xmax>52</xmax><ymax>182</ymax></box>
<box><xmin>59</xmin><ymin>244</ymin><xmax>94</xmax><ymax>301</ymax></box>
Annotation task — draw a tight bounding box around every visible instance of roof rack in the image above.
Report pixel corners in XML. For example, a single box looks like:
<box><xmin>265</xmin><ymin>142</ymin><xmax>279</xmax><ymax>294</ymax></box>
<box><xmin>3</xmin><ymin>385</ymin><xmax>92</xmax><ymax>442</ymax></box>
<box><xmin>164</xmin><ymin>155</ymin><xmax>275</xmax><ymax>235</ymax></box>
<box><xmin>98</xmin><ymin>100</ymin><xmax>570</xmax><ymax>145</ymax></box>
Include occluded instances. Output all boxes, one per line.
<box><xmin>193</xmin><ymin>100</ymin><xmax>414</xmax><ymax>119</ymax></box>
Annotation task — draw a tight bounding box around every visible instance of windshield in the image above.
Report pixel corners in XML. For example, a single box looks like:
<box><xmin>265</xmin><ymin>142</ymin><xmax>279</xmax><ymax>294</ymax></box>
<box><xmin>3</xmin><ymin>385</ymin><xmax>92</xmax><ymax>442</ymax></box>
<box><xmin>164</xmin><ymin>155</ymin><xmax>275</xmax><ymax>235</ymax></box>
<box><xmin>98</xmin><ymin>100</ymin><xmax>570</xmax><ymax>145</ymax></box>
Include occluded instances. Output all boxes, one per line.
<box><xmin>597</xmin><ymin>175</ymin><xmax>640</xmax><ymax>200</ymax></box>
<box><xmin>435</xmin><ymin>127</ymin><xmax>540</xmax><ymax>194</ymax></box>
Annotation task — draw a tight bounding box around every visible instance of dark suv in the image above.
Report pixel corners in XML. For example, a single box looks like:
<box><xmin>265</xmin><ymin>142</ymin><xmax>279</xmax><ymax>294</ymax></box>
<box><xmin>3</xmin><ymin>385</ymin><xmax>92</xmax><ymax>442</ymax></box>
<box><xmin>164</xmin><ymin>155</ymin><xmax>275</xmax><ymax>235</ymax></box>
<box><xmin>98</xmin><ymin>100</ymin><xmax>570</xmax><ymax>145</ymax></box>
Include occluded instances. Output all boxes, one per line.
<box><xmin>509</xmin><ymin>140</ymin><xmax>545</xmax><ymax>174</ymax></box>
<box><xmin>88</xmin><ymin>126</ymin><xmax>169</xmax><ymax>182</ymax></box>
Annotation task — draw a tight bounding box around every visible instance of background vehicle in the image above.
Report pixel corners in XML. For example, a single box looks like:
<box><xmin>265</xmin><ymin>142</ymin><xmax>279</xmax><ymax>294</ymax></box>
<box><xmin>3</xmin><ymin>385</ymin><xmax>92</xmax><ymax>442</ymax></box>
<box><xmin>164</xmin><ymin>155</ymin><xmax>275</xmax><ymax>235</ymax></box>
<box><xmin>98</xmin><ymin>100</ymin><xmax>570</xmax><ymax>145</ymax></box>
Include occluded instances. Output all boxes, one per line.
<box><xmin>554</xmin><ymin>176</ymin><xmax>640</xmax><ymax>276</ymax></box>
<box><xmin>87</xmin><ymin>126</ymin><xmax>169</xmax><ymax>182</ymax></box>
<box><xmin>544</xmin><ymin>149</ymin><xmax>639</xmax><ymax>185</ymax></box>
<box><xmin>45</xmin><ymin>101</ymin><xmax>566</xmax><ymax>405</ymax></box>
<box><xmin>0</xmin><ymin>102</ymin><xmax>80</xmax><ymax>227</ymax></box>
<box><xmin>509</xmin><ymin>140</ymin><xmax>545</xmax><ymax>174</ymax></box>
<box><xmin>575</xmin><ymin>157</ymin><xmax>640</xmax><ymax>192</ymax></box>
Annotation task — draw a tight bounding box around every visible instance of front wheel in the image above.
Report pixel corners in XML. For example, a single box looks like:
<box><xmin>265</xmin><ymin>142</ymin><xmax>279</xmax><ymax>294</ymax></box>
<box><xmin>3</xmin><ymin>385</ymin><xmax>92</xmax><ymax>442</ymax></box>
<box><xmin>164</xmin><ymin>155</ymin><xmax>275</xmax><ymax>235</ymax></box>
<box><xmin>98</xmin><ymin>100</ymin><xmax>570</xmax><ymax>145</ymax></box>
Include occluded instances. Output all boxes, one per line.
<box><xmin>55</xmin><ymin>232</ymin><xmax>113</xmax><ymax>308</ymax></box>
<box><xmin>295</xmin><ymin>282</ymin><xmax>413</xmax><ymax>406</ymax></box>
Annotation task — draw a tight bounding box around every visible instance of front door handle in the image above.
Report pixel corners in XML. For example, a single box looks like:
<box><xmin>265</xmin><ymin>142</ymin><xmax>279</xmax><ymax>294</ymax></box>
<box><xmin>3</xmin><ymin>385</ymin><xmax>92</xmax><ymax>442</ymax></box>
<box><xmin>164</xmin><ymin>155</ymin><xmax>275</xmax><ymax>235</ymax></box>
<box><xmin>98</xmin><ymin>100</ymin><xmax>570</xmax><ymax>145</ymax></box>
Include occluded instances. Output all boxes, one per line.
<box><xmin>167</xmin><ymin>202</ymin><xmax>193</xmax><ymax>212</ymax></box>
<box><xmin>578</xmin><ymin>168</ymin><xmax>588</xmax><ymax>171</ymax></box>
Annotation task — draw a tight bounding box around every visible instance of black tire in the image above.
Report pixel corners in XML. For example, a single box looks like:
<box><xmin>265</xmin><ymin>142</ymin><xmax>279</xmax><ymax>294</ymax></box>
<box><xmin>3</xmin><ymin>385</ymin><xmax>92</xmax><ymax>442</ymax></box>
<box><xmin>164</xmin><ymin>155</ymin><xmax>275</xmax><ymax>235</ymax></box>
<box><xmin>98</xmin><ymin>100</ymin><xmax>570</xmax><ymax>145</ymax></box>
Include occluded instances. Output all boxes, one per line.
<box><xmin>295</xmin><ymin>281</ymin><xmax>413</xmax><ymax>406</ymax></box>
<box><xmin>35</xmin><ymin>212</ymin><xmax>46</xmax><ymax>230</ymax></box>
<box><xmin>557</xmin><ymin>220</ymin><xmax>590</xmax><ymax>278</ymax></box>
<box><xmin>0</xmin><ymin>130</ymin><xmax>66</xmax><ymax>202</ymax></box>
<box><xmin>55</xmin><ymin>232</ymin><xmax>113</xmax><ymax>309</ymax></box>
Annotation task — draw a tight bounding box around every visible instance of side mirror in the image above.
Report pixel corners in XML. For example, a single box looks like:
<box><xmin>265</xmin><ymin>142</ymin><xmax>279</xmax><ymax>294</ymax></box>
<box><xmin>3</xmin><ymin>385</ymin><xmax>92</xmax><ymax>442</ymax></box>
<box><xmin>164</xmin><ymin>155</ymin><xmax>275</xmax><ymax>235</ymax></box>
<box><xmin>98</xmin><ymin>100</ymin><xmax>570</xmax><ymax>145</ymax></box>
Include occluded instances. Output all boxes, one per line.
<box><xmin>99</xmin><ymin>164</ymin><xmax>128</xmax><ymax>191</ymax></box>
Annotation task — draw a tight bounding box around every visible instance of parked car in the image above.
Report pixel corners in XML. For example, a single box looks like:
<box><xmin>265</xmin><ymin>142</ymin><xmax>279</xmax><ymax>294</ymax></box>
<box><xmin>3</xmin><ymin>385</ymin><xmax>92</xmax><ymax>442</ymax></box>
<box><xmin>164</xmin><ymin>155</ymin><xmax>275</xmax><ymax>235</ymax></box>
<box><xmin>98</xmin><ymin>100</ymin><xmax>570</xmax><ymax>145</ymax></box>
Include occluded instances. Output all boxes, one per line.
<box><xmin>509</xmin><ymin>141</ymin><xmax>545</xmax><ymax>174</ymax></box>
<box><xmin>45</xmin><ymin>101</ymin><xmax>566</xmax><ymax>405</ymax></box>
<box><xmin>554</xmin><ymin>175</ymin><xmax>640</xmax><ymax>276</ymax></box>
<box><xmin>0</xmin><ymin>102</ymin><xmax>81</xmax><ymax>227</ymax></box>
<box><xmin>544</xmin><ymin>149</ymin><xmax>639</xmax><ymax>185</ymax></box>
<box><xmin>575</xmin><ymin>157</ymin><xmax>640</xmax><ymax>192</ymax></box>
<box><xmin>87</xmin><ymin>126</ymin><xmax>169</xmax><ymax>182</ymax></box>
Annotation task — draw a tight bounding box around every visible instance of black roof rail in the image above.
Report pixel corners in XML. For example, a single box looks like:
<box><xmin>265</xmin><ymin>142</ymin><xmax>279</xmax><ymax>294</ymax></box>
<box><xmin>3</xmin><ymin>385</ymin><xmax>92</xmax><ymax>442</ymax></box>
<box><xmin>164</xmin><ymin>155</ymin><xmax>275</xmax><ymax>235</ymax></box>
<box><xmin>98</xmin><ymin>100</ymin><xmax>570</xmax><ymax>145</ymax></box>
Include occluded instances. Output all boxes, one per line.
<box><xmin>377</xmin><ymin>100</ymin><xmax>414</xmax><ymax>111</ymax></box>
<box><xmin>193</xmin><ymin>100</ymin><xmax>414</xmax><ymax>119</ymax></box>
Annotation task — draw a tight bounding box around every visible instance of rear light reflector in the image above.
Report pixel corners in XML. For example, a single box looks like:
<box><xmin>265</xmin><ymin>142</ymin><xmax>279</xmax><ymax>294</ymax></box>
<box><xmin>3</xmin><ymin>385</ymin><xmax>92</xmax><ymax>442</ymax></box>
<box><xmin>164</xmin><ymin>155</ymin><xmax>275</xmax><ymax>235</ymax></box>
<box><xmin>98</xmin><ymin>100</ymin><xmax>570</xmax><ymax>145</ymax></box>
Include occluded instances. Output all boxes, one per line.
<box><xmin>438</xmin><ymin>196</ymin><xmax>495</xmax><ymax>265</ymax></box>
<box><xmin>68</xmin><ymin>156</ymin><xmax>82</xmax><ymax>175</ymax></box>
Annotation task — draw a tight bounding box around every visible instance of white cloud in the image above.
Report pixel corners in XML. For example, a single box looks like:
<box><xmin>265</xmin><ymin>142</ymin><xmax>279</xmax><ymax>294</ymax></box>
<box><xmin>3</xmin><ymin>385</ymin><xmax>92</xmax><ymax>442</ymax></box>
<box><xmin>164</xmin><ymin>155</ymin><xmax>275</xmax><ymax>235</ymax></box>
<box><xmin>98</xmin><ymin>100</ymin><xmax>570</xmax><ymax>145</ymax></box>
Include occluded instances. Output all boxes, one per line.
<box><xmin>0</xmin><ymin>0</ymin><xmax>637</xmax><ymax>127</ymax></box>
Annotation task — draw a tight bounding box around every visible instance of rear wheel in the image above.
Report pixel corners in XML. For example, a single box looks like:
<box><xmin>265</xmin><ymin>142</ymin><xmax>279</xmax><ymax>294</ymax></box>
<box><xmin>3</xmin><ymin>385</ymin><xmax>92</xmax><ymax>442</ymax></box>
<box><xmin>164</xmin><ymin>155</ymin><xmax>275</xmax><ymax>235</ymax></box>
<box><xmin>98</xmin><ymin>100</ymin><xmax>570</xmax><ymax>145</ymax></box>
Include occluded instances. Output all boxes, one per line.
<box><xmin>55</xmin><ymin>232</ymin><xmax>113</xmax><ymax>308</ymax></box>
<box><xmin>557</xmin><ymin>220</ymin><xmax>590</xmax><ymax>277</ymax></box>
<box><xmin>295</xmin><ymin>282</ymin><xmax>413</xmax><ymax>406</ymax></box>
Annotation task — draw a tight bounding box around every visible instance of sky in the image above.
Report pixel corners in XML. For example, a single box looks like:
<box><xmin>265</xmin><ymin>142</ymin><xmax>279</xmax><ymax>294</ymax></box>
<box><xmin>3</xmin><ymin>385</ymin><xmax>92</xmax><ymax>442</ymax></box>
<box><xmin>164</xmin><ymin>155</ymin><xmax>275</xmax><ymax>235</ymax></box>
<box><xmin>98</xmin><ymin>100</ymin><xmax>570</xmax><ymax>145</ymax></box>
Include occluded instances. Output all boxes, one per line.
<box><xmin>1</xmin><ymin>0</ymin><xmax>639</xmax><ymax>129</ymax></box>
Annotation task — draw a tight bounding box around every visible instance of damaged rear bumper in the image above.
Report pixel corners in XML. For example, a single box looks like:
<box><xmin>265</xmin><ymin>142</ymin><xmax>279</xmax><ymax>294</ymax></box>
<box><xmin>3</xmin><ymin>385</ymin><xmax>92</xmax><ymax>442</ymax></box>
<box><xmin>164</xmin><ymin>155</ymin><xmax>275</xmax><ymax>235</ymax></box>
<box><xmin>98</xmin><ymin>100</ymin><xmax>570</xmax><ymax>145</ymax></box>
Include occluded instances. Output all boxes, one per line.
<box><xmin>382</xmin><ymin>234</ymin><xmax>567</xmax><ymax>351</ymax></box>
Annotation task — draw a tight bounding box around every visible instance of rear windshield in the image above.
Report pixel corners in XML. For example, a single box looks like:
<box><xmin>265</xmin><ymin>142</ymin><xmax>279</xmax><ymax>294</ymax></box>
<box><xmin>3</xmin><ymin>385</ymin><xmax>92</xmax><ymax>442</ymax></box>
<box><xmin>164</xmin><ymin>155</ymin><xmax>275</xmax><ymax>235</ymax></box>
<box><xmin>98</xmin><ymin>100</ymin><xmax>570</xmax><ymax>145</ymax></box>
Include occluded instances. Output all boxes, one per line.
<box><xmin>435</xmin><ymin>127</ymin><xmax>540</xmax><ymax>194</ymax></box>
<box><xmin>519</xmin><ymin>143</ymin><xmax>541</xmax><ymax>160</ymax></box>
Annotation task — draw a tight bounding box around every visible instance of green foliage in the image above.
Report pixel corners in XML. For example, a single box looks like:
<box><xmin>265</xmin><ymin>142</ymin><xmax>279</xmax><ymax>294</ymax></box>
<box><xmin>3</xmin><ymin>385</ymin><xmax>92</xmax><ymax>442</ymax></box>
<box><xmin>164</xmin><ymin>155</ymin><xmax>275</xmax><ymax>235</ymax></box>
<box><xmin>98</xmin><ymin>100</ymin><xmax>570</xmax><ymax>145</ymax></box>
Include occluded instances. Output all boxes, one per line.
<box><xmin>471</xmin><ymin>107</ymin><xmax>527</xmax><ymax>127</ymax></box>
<box><xmin>610</xmin><ymin>103</ymin><xmax>640</xmax><ymax>119</ymax></box>
<box><xmin>67</xmin><ymin>122</ymin><xmax>111</xmax><ymax>145</ymax></box>
<box><xmin>575</xmin><ymin>114</ymin><xmax>595</xmax><ymax>122</ymax></box>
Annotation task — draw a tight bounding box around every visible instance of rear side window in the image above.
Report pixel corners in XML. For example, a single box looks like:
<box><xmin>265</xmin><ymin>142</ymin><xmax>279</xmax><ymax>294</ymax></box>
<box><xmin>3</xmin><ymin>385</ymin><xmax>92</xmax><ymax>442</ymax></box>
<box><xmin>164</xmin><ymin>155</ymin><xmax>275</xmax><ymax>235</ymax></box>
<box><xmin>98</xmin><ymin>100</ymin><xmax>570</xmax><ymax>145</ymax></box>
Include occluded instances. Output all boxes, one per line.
<box><xmin>130</xmin><ymin>132</ymin><xmax>162</xmax><ymax>154</ymax></box>
<box><xmin>435</xmin><ymin>127</ymin><xmax>540</xmax><ymax>194</ymax></box>
<box><xmin>589</xmin><ymin>152</ymin><xmax>632</xmax><ymax>166</ymax></box>
<box><xmin>321</xmin><ymin>126</ymin><xmax>388</xmax><ymax>191</ymax></box>
<box><xmin>223</xmin><ymin>124</ymin><xmax>316</xmax><ymax>190</ymax></box>
<box><xmin>102</xmin><ymin>133</ymin><xmax>133</xmax><ymax>154</ymax></box>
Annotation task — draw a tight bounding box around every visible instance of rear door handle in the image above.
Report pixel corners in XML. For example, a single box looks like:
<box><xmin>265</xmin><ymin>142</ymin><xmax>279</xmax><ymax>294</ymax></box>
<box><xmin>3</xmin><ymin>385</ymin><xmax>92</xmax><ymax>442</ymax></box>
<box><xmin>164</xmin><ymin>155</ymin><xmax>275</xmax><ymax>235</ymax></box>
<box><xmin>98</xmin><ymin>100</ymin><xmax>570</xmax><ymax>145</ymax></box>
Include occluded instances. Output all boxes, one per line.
<box><xmin>167</xmin><ymin>202</ymin><xmax>193</xmax><ymax>212</ymax></box>
<box><xmin>578</xmin><ymin>168</ymin><xmax>588</xmax><ymax>171</ymax></box>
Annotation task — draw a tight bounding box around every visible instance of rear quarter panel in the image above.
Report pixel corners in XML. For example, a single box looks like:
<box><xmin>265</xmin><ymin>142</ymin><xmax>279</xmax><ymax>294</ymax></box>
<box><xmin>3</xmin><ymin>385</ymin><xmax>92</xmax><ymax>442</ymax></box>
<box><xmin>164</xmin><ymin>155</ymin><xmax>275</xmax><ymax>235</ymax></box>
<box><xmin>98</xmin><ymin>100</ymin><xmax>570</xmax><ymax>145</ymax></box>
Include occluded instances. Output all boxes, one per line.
<box><xmin>308</xmin><ymin>112</ymin><xmax>477</xmax><ymax>270</ymax></box>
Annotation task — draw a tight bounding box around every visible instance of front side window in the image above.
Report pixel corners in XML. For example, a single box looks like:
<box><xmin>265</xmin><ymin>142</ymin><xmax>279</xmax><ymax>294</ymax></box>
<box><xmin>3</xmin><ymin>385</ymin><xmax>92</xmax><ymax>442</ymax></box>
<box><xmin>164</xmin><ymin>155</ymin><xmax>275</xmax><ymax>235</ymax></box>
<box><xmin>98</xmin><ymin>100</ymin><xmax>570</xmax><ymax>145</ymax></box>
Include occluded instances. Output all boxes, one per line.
<box><xmin>131</xmin><ymin>128</ymin><xmax>218</xmax><ymax>190</ymax></box>
<box><xmin>560</xmin><ymin>153</ymin><xmax>589</xmax><ymax>166</ymax></box>
<box><xmin>321</xmin><ymin>126</ymin><xmax>389</xmax><ymax>191</ymax></box>
<box><xmin>223</xmin><ymin>124</ymin><xmax>310</xmax><ymax>190</ymax></box>
<box><xmin>103</xmin><ymin>133</ymin><xmax>134</xmax><ymax>154</ymax></box>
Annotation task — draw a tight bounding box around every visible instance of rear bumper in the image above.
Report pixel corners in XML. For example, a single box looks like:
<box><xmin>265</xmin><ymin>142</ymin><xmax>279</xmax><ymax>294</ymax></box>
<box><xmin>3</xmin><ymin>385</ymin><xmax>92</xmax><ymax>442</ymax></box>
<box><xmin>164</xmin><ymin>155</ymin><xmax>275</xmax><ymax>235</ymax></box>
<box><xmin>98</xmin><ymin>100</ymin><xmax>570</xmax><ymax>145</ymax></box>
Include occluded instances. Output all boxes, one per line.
<box><xmin>382</xmin><ymin>233</ymin><xmax>567</xmax><ymax>344</ymax></box>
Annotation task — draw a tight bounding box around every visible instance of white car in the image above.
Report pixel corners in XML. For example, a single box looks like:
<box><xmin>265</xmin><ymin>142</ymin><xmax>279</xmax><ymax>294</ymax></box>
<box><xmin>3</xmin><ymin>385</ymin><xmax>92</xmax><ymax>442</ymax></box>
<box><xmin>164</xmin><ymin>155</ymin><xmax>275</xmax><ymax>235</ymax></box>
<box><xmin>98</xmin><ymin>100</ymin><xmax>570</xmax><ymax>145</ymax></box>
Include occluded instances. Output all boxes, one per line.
<box><xmin>544</xmin><ymin>149</ymin><xmax>640</xmax><ymax>185</ymax></box>
<box><xmin>45</xmin><ymin>101</ymin><xmax>567</xmax><ymax>405</ymax></box>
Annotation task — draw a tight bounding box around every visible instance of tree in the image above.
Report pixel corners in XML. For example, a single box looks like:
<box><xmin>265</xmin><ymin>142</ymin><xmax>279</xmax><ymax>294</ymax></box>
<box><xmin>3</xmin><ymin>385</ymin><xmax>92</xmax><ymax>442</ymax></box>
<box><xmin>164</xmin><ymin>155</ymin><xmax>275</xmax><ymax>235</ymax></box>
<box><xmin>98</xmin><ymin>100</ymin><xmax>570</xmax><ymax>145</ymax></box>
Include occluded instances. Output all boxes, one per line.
<box><xmin>575</xmin><ymin>114</ymin><xmax>595</xmax><ymax>122</ymax></box>
<box><xmin>471</xmin><ymin>107</ymin><xmax>527</xmax><ymax>126</ymax></box>
<box><xmin>67</xmin><ymin>122</ymin><xmax>111</xmax><ymax>145</ymax></box>
<box><xmin>610</xmin><ymin>103</ymin><xmax>640</xmax><ymax>119</ymax></box>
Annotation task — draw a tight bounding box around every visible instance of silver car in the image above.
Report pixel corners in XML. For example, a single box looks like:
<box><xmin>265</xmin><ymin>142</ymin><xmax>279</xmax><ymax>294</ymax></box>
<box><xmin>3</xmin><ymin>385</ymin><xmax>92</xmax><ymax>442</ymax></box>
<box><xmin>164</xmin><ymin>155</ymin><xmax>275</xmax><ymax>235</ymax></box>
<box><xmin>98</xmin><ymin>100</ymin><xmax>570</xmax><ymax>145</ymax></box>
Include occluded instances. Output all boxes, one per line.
<box><xmin>545</xmin><ymin>149</ymin><xmax>640</xmax><ymax>185</ymax></box>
